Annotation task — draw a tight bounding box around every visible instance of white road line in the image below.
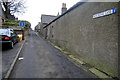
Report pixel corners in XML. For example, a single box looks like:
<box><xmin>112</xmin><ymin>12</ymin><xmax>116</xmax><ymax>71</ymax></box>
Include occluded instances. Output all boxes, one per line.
<box><xmin>5</xmin><ymin>40</ymin><xmax>25</xmax><ymax>78</ymax></box>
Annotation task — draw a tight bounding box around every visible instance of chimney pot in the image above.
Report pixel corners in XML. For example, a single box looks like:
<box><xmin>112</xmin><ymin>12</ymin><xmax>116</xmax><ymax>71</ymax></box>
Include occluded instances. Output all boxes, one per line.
<box><xmin>62</xmin><ymin>3</ymin><xmax>66</xmax><ymax>8</ymax></box>
<box><xmin>61</xmin><ymin>3</ymin><xmax>67</xmax><ymax>14</ymax></box>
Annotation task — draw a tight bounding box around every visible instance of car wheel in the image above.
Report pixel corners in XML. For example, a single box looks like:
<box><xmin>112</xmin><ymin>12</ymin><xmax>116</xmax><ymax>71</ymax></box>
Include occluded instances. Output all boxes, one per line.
<box><xmin>10</xmin><ymin>42</ymin><xmax>14</xmax><ymax>49</ymax></box>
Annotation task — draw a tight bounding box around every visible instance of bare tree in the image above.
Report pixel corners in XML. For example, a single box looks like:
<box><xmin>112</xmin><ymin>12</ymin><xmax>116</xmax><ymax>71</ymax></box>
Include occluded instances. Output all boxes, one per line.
<box><xmin>2</xmin><ymin>0</ymin><xmax>26</xmax><ymax>18</ymax></box>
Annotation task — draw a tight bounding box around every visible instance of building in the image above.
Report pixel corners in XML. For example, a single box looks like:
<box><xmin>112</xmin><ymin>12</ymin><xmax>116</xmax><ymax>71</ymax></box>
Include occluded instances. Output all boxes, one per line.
<box><xmin>35</xmin><ymin>22</ymin><xmax>41</xmax><ymax>32</ymax></box>
<box><xmin>40</xmin><ymin>14</ymin><xmax>57</xmax><ymax>38</ymax></box>
<box><xmin>41</xmin><ymin>14</ymin><xmax>57</xmax><ymax>27</ymax></box>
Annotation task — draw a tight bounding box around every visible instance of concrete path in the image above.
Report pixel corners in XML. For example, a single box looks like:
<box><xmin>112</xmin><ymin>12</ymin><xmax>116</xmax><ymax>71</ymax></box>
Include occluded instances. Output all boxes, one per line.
<box><xmin>10</xmin><ymin>31</ymin><xmax>97</xmax><ymax>78</ymax></box>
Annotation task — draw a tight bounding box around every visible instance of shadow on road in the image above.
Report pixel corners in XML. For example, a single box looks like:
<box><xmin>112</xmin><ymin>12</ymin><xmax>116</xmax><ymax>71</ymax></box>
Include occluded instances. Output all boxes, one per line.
<box><xmin>1</xmin><ymin>47</ymin><xmax>11</xmax><ymax>51</ymax></box>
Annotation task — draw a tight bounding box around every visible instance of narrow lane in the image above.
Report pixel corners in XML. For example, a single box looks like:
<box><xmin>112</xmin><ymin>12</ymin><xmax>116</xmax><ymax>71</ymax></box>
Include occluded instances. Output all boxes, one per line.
<box><xmin>10</xmin><ymin>31</ymin><xmax>97</xmax><ymax>78</ymax></box>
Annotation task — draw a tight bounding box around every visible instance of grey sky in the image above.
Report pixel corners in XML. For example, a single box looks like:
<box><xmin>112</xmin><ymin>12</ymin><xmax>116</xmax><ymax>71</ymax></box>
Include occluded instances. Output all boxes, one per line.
<box><xmin>16</xmin><ymin>0</ymin><xmax>81</xmax><ymax>29</ymax></box>
<box><xmin>15</xmin><ymin>0</ymin><xmax>119</xmax><ymax>29</ymax></box>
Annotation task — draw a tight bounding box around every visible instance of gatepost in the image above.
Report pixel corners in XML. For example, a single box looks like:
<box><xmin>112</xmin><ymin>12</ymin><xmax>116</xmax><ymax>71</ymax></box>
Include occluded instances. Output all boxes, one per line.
<box><xmin>19</xmin><ymin>21</ymin><xmax>25</xmax><ymax>40</ymax></box>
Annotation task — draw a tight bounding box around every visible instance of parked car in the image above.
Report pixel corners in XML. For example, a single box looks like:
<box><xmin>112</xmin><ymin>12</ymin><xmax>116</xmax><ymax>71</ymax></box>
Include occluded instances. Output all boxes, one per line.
<box><xmin>0</xmin><ymin>28</ymin><xmax>19</xmax><ymax>49</ymax></box>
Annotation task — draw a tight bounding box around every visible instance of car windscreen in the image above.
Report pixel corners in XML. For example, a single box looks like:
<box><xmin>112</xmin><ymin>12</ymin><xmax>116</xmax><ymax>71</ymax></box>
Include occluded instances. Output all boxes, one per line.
<box><xmin>0</xmin><ymin>29</ymin><xmax>9</xmax><ymax>36</ymax></box>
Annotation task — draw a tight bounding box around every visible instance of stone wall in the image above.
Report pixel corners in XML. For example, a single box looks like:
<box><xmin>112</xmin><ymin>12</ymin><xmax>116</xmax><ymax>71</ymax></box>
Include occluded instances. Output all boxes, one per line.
<box><xmin>45</xmin><ymin>2</ymin><xmax>119</xmax><ymax>78</ymax></box>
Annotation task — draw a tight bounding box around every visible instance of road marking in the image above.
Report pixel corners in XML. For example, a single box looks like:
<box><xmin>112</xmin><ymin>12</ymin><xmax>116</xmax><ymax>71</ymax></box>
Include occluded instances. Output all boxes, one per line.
<box><xmin>89</xmin><ymin>68</ymin><xmax>111</xmax><ymax>78</ymax></box>
<box><xmin>69</xmin><ymin>55</ymin><xmax>85</xmax><ymax>65</ymax></box>
<box><xmin>48</xmin><ymin>40</ymin><xmax>113</xmax><ymax>79</ymax></box>
<box><xmin>5</xmin><ymin>40</ymin><xmax>25</xmax><ymax>78</ymax></box>
<box><xmin>54</xmin><ymin>46</ymin><xmax>63</xmax><ymax>51</ymax></box>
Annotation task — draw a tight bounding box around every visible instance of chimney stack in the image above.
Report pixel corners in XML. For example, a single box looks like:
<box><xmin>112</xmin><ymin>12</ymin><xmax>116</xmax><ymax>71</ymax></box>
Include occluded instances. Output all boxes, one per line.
<box><xmin>61</xmin><ymin>3</ymin><xmax>67</xmax><ymax>14</ymax></box>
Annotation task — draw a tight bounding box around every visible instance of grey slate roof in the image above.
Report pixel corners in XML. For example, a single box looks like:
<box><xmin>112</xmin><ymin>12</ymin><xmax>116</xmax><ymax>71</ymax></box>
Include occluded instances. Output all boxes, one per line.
<box><xmin>41</xmin><ymin>14</ymin><xmax>57</xmax><ymax>24</ymax></box>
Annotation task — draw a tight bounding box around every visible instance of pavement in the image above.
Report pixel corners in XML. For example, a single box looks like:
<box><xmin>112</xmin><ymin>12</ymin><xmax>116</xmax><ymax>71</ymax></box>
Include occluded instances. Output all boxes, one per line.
<box><xmin>2</xmin><ymin>40</ymin><xmax>25</xmax><ymax>78</ymax></box>
<box><xmin>9</xmin><ymin>31</ymin><xmax>98</xmax><ymax>78</ymax></box>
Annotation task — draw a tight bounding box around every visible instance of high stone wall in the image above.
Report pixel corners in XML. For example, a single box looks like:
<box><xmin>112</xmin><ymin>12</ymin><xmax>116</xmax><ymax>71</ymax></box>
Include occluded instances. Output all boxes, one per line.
<box><xmin>46</xmin><ymin>2</ymin><xmax>119</xmax><ymax>78</ymax></box>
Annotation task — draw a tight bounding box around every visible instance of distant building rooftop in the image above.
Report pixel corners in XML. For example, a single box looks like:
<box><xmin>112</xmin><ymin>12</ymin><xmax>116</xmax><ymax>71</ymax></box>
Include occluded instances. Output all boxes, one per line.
<box><xmin>41</xmin><ymin>14</ymin><xmax>57</xmax><ymax>24</ymax></box>
<box><xmin>43</xmin><ymin>2</ymin><xmax>85</xmax><ymax>29</ymax></box>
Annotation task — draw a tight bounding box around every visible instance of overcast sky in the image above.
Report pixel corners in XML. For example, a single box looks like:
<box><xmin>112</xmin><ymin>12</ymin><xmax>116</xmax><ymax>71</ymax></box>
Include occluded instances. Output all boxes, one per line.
<box><xmin>16</xmin><ymin>0</ymin><xmax>81</xmax><ymax>29</ymax></box>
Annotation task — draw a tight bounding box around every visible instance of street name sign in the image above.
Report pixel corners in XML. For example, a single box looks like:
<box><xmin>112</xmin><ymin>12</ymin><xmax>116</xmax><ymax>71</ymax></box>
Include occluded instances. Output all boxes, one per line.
<box><xmin>93</xmin><ymin>8</ymin><xmax>117</xmax><ymax>19</ymax></box>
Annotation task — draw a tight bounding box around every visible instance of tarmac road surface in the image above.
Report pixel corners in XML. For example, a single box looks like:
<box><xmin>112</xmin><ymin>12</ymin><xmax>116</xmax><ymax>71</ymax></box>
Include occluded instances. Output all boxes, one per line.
<box><xmin>10</xmin><ymin>31</ymin><xmax>97</xmax><ymax>78</ymax></box>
